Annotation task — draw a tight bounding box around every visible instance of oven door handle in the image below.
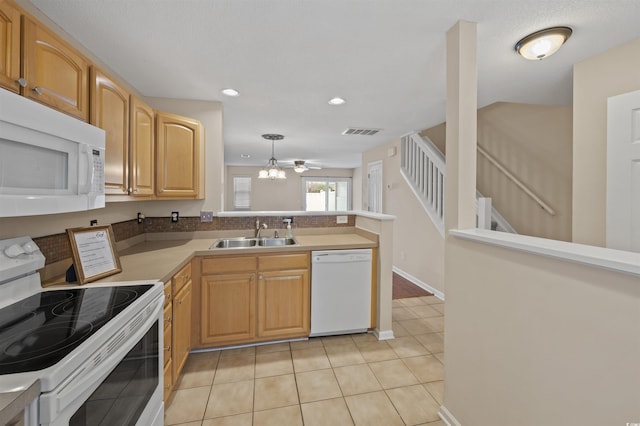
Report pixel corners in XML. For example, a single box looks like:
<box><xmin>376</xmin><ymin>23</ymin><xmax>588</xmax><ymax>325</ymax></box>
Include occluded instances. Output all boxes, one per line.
<box><xmin>39</xmin><ymin>297</ymin><xmax>163</xmax><ymax>425</ymax></box>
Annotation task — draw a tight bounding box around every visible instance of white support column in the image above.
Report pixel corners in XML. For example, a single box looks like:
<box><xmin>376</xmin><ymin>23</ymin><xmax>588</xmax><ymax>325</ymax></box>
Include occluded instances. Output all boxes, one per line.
<box><xmin>477</xmin><ymin>197</ymin><xmax>492</xmax><ymax>230</ymax></box>
<box><xmin>444</xmin><ymin>21</ymin><xmax>478</xmax><ymax>233</ymax></box>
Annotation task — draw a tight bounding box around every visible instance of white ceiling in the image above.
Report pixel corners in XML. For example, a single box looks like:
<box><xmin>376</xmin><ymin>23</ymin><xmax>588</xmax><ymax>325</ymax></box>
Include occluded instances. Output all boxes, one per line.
<box><xmin>29</xmin><ymin>0</ymin><xmax>640</xmax><ymax>169</ymax></box>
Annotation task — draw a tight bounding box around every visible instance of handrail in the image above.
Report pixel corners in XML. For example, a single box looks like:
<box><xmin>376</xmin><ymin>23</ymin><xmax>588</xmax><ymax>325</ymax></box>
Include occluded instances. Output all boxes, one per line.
<box><xmin>476</xmin><ymin>145</ymin><xmax>556</xmax><ymax>216</ymax></box>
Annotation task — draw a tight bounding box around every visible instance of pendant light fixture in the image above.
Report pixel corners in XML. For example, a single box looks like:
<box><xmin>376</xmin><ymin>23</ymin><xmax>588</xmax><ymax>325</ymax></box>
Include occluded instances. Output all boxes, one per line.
<box><xmin>258</xmin><ymin>134</ymin><xmax>286</xmax><ymax>179</ymax></box>
<box><xmin>515</xmin><ymin>26</ymin><xmax>572</xmax><ymax>60</ymax></box>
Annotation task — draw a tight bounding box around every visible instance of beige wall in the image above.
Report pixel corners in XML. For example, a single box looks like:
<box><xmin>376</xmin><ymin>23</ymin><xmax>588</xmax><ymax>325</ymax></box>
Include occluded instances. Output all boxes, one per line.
<box><xmin>362</xmin><ymin>141</ymin><xmax>445</xmax><ymax>293</ymax></box>
<box><xmin>573</xmin><ymin>37</ymin><xmax>640</xmax><ymax>246</ymax></box>
<box><xmin>225</xmin><ymin>166</ymin><xmax>354</xmax><ymax>212</ymax></box>
<box><xmin>422</xmin><ymin>102</ymin><xmax>573</xmax><ymax>241</ymax></box>
<box><xmin>444</xmin><ymin>237</ymin><xmax>640</xmax><ymax>425</ymax></box>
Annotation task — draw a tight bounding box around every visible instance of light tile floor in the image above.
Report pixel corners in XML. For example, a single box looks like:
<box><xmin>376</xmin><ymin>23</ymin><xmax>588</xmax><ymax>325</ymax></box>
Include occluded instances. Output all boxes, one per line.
<box><xmin>165</xmin><ymin>295</ymin><xmax>445</xmax><ymax>426</ymax></box>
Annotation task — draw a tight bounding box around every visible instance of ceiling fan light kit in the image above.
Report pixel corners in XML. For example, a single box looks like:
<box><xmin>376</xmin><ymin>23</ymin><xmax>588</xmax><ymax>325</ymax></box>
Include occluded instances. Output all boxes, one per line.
<box><xmin>259</xmin><ymin>134</ymin><xmax>286</xmax><ymax>180</ymax></box>
<box><xmin>515</xmin><ymin>26</ymin><xmax>572</xmax><ymax>60</ymax></box>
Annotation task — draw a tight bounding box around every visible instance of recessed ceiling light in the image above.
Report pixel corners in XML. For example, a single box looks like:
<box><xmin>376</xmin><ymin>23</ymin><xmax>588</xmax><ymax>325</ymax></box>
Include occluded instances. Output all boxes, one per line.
<box><xmin>221</xmin><ymin>88</ymin><xmax>240</xmax><ymax>97</ymax></box>
<box><xmin>240</xmin><ymin>154</ymin><xmax>251</xmax><ymax>159</ymax></box>
<box><xmin>515</xmin><ymin>26</ymin><xmax>572</xmax><ymax>60</ymax></box>
<box><xmin>328</xmin><ymin>97</ymin><xmax>346</xmax><ymax>106</ymax></box>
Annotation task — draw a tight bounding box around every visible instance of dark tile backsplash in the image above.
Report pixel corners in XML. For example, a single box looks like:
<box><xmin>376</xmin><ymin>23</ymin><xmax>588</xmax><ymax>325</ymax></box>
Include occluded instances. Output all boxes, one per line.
<box><xmin>33</xmin><ymin>214</ymin><xmax>355</xmax><ymax>264</ymax></box>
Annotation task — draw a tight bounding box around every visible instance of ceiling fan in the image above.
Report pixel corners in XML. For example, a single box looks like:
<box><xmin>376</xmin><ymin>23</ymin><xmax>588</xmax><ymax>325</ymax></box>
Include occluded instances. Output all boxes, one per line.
<box><xmin>286</xmin><ymin>160</ymin><xmax>322</xmax><ymax>173</ymax></box>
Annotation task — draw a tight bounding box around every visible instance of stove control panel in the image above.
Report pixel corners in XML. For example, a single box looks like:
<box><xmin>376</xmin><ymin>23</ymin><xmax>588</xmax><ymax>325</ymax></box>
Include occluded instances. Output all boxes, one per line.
<box><xmin>0</xmin><ymin>236</ymin><xmax>45</xmax><ymax>284</ymax></box>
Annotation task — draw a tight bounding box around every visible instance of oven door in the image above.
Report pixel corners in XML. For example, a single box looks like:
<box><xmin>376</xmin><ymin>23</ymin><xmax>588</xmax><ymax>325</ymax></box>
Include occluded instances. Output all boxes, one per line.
<box><xmin>38</xmin><ymin>298</ymin><xmax>163</xmax><ymax>426</ymax></box>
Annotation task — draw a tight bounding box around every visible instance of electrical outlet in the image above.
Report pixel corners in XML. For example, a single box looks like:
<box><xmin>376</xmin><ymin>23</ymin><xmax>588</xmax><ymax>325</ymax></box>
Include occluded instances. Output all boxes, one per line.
<box><xmin>200</xmin><ymin>211</ymin><xmax>213</xmax><ymax>222</ymax></box>
<box><xmin>171</xmin><ymin>211</ymin><xmax>179</xmax><ymax>223</ymax></box>
<box><xmin>282</xmin><ymin>216</ymin><xmax>294</xmax><ymax>224</ymax></box>
<box><xmin>336</xmin><ymin>215</ymin><xmax>348</xmax><ymax>224</ymax></box>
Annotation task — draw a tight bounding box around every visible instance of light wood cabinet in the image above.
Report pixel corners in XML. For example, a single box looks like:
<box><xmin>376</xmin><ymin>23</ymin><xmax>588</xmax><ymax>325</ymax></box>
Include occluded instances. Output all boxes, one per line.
<box><xmin>200</xmin><ymin>272</ymin><xmax>256</xmax><ymax>346</ymax></box>
<box><xmin>172</xmin><ymin>280</ymin><xmax>192</xmax><ymax>381</ymax></box>
<box><xmin>196</xmin><ymin>252</ymin><xmax>310</xmax><ymax>348</ymax></box>
<box><xmin>129</xmin><ymin>96</ymin><xmax>155</xmax><ymax>197</ymax></box>
<box><xmin>0</xmin><ymin>0</ymin><xmax>21</xmax><ymax>93</ymax></box>
<box><xmin>156</xmin><ymin>112</ymin><xmax>203</xmax><ymax>199</ymax></box>
<box><xmin>163</xmin><ymin>262</ymin><xmax>192</xmax><ymax>401</ymax></box>
<box><xmin>257</xmin><ymin>269</ymin><xmax>309</xmax><ymax>339</ymax></box>
<box><xmin>91</xmin><ymin>67</ymin><xmax>130</xmax><ymax>195</ymax></box>
<box><xmin>21</xmin><ymin>15</ymin><xmax>89</xmax><ymax>120</ymax></box>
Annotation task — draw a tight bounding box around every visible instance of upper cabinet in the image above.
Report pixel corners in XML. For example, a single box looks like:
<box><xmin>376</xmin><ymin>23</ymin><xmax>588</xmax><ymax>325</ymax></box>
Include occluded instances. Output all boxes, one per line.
<box><xmin>91</xmin><ymin>67</ymin><xmax>130</xmax><ymax>195</ymax></box>
<box><xmin>21</xmin><ymin>15</ymin><xmax>90</xmax><ymax>121</ymax></box>
<box><xmin>156</xmin><ymin>112</ymin><xmax>204</xmax><ymax>199</ymax></box>
<box><xmin>0</xmin><ymin>0</ymin><xmax>20</xmax><ymax>93</ymax></box>
<box><xmin>130</xmin><ymin>96</ymin><xmax>155</xmax><ymax>197</ymax></box>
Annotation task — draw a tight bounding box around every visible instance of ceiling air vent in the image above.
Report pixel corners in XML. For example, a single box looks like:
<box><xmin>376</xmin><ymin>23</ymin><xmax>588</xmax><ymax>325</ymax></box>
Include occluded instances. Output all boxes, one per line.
<box><xmin>342</xmin><ymin>128</ymin><xmax>381</xmax><ymax>136</ymax></box>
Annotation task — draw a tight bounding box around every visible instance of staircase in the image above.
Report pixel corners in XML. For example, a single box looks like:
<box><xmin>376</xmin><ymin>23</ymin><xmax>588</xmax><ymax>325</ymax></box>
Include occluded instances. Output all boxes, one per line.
<box><xmin>400</xmin><ymin>132</ymin><xmax>516</xmax><ymax>237</ymax></box>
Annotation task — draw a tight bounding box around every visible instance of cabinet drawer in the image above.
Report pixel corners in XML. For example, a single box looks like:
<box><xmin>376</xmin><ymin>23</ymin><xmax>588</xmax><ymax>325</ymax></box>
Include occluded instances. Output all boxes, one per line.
<box><xmin>173</xmin><ymin>262</ymin><xmax>192</xmax><ymax>294</ymax></box>
<box><xmin>164</xmin><ymin>282</ymin><xmax>172</xmax><ymax>307</ymax></box>
<box><xmin>258</xmin><ymin>252</ymin><xmax>309</xmax><ymax>271</ymax></box>
<box><xmin>201</xmin><ymin>255</ymin><xmax>257</xmax><ymax>275</ymax></box>
<box><xmin>163</xmin><ymin>323</ymin><xmax>172</xmax><ymax>366</ymax></box>
<box><xmin>163</xmin><ymin>359</ymin><xmax>172</xmax><ymax>402</ymax></box>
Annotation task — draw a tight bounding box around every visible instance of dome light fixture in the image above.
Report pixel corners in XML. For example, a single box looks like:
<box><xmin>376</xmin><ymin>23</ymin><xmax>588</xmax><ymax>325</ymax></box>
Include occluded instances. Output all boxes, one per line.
<box><xmin>221</xmin><ymin>88</ymin><xmax>240</xmax><ymax>97</ymax></box>
<box><xmin>328</xmin><ymin>97</ymin><xmax>346</xmax><ymax>106</ymax></box>
<box><xmin>258</xmin><ymin>134</ymin><xmax>286</xmax><ymax>180</ymax></box>
<box><xmin>515</xmin><ymin>26</ymin><xmax>572</xmax><ymax>60</ymax></box>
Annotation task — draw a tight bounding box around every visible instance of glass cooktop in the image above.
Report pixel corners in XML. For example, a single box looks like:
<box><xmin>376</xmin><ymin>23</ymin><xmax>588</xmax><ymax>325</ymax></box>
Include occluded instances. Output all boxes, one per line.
<box><xmin>0</xmin><ymin>285</ymin><xmax>152</xmax><ymax>375</ymax></box>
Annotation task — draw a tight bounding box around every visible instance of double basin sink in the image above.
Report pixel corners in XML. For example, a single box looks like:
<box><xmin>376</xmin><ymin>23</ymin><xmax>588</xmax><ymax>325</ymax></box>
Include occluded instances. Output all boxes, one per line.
<box><xmin>210</xmin><ymin>237</ymin><xmax>298</xmax><ymax>249</ymax></box>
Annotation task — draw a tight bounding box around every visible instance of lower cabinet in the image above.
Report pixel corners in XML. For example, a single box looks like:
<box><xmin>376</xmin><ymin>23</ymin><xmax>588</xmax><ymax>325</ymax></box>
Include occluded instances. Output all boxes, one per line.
<box><xmin>196</xmin><ymin>252</ymin><xmax>310</xmax><ymax>348</ymax></box>
<box><xmin>163</xmin><ymin>262</ymin><xmax>192</xmax><ymax>402</ymax></box>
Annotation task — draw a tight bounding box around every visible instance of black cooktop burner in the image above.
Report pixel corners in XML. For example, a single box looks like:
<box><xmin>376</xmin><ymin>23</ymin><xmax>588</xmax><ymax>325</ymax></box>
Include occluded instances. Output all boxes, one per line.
<box><xmin>0</xmin><ymin>285</ymin><xmax>152</xmax><ymax>374</ymax></box>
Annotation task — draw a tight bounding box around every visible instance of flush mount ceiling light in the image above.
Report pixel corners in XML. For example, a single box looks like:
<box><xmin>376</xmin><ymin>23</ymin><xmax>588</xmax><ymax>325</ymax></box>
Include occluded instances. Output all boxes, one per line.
<box><xmin>293</xmin><ymin>160</ymin><xmax>307</xmax><ymax>173</ymax></box>
<box><xmin>221</xmin><ymin>88</ymin><xmax>240</xmax><ymax>97</ymax></box>
<box><xmin>258</xmin><ymin>134</ymin><xmax>286</xmax><ymax>180</ymax></box>
<box><xmin>515</xmin><ymin>26</ymin><xmax>572</xmax><ymax>60</ymax></box>
<box><xmin>328</xmin><ymin>97</ymin><xmax>346</xmax><ymax>106</ymax></box>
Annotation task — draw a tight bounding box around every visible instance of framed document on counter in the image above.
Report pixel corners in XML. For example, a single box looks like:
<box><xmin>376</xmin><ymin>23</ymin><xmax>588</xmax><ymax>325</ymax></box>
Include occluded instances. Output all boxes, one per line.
<box><xmin>67</xmin><ymin>225</ymin><xmax>121</xmax><ymax>284</ymax></box>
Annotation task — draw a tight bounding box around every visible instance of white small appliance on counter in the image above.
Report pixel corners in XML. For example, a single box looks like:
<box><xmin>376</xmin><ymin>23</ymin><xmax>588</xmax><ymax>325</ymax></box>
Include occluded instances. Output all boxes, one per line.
<box><xmin>0</xmin><ymin>89</ymin><xmax>106</xmax><ymax>217</ymax></box>
<box><xmin>0</xmin><ymin>236</ymin><xmax>164</xmax><ymax>426</ymax></box>
<box><xmin>310</xmin><ymin>249</ymin><xmax>372</xmax><ymax>336</ymax></box>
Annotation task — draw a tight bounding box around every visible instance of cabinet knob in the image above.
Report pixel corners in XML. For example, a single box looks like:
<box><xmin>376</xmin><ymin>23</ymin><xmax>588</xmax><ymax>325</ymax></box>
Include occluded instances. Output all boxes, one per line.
<box><xmin>164</xmin><ymin>346</ymin><xmax>171</xmax><ymax>352</ymax></box>
<box><xmin>32</xmin><ymin>86</ymin><xmax>43</xmax><ymax>95</ymax></box>
<box><xmin>16</xmin><ymin>78</ymin><xmax>27</xmax><ymax>87</ymax></box>
<box><xmin>258</xmin><ymin>275</ymin><xmax>263</xmax><ymax>280</ymax></box>
<box><xmin>160</xmin><ymin>189</ymin><xmax>165</xmax><ymax>193</ymax></box>
<box><xmin>123</xmin><ymin>188</ymin><xmax>128</xmax><ymax>193</ymax></box>
<box><xmin>134</xmin><ymin>188</ymin><xmax>139</xmax><ymax>192</ymax></box>
<box><xmin>165</xmin><ymin>316</ymin><xmax>172</xmax><ymax>323</ymax></box>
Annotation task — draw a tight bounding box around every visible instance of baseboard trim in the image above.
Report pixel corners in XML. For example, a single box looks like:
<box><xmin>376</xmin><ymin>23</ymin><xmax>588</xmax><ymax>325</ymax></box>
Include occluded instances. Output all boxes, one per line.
<box><xmin>439</xmin><ymin>405</ymin><xmax>462</xmax><ymax>426</ymax></box>
<box><xmin>392</xmin><ymin>266</ymin><xmax>445</xmax><ymax>301</ymax></box>
<box><xmin>374</xmin><ymin>329</ymin><xmax>395</xmax><ymax>340</ymax></box>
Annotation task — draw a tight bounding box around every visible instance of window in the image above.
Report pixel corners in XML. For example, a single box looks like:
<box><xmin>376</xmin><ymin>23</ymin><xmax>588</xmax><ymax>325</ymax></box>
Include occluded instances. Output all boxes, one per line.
<box><xmin>302</xmin><ymin>177</ymin><xmax>351</xmax><ymax>211</ymax></box>
<box><xmin>233</xmin><ymin>176</ymin><xmax>251</xmax><ymax>210</ymax></box>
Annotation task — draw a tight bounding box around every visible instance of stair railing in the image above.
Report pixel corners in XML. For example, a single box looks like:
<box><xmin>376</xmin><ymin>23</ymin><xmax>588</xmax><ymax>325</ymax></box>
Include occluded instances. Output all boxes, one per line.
<box><xmin>400</xmin><ymin>133</ymin><xmax>446</xmax><ymax>238</ymax></box>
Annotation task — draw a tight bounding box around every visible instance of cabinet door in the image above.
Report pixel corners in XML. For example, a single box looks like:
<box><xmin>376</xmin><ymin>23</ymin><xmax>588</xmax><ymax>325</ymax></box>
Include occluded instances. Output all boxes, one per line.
<box><xmin>172</xmin><ymin>280</ymin><xmax>192</xmax><ymax>382</ymax></box>
<box><xmin>156</xmin><ymin>112</ymin><xmax>201</xmax><ymax>198</ymax></box>
<box><xmin>200</xmin><ymin>273</ymin><xmax>256</xmax><ymax>346</ymax></box>
<box><xmin>130</xmin><ymin>95</ymin><xmax>155</xmax><ymax>197</ymax></box>
<box><xmin>91</xmin><ymin>67</ymin><xmax>130</xmax><ymax>195</ymax></box>
<box><xmin>257</xmin><ymin>269</ymin><xmax>310</xmax><ymax>339</ymax></box>
<box><xmin>0</xmin><ymin>0</ymin><xmax>20</xmax><ymax>93</ymax></box>
<box><xmin>22</xmin><ymin>16</ymin><xmax>89</xmax><ymax>120</ymax></box>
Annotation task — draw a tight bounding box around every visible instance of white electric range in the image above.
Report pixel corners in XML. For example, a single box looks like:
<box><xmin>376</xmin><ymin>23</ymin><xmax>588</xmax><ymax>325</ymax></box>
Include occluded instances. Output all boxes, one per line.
<box><xmin>0</xmin><ymin>236</ymin><xmax>164</xmax><ymax>426</ymax></box>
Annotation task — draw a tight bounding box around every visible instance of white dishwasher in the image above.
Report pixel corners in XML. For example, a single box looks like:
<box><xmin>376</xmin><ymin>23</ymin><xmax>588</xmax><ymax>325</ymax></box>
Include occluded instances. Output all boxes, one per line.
<box><xmin>310</xmin><ymin>249</ymin><xmax>372</xmax><ymax>336</ymax></box>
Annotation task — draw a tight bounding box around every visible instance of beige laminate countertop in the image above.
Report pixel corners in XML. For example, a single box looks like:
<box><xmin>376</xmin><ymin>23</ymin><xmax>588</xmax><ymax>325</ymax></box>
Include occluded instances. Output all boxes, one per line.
<box><xmin>95</xmin><ymin>233</ymin><xmax>376</xmax><ymax>284</ymax></box>
<box><xmin>0</xmin><ymin>380</ymin><xmax>39</xmax><ymax>426</ymax></box>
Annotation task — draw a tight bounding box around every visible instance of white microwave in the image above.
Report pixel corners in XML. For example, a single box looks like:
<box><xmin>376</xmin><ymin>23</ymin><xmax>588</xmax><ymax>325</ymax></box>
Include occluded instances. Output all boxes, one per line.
<box><xmin>0</xmin><ymin>89</ymin><xmax>106</xmax><ymax>217</ymax></box>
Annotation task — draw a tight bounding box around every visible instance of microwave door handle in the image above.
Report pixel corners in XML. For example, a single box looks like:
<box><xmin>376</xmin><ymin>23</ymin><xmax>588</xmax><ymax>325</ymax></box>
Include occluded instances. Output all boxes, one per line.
<box><xmin>79</xmin><ymin>145</ymin><xmax>94</xmax><ymax>194</ymax></box>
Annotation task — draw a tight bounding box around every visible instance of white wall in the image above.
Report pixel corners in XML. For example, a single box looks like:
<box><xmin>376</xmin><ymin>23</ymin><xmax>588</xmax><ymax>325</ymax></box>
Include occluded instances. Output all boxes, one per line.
<box><xmin>225</xmin><ymin>166</ymin><xmax>354</xmax><ymax>211</ymax></box>
<box><xmin>443</xmin><ymin>236</ymin><xmax>640</xmax><ymax>426</ymax></box>
<box><xmin>362</xmin><ymin>141</ymin><xmax>445</xmax><ymax>293</ymax></box>
<box><xmin>573</xmin><ymin>37</ymin><xmax>640</xmax><ymax>246</ymax></box>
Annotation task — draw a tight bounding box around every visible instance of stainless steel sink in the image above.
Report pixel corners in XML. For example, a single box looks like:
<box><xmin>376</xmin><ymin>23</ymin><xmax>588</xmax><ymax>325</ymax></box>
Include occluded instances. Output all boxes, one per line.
<box><xmin>258</xmin><ymin>237</ymin><xmax>297</xmax><ymax>246</ymax></box>
<box><xmin>210</xmin><ymin>238</ymin><xmax>257</xmax><ymax>249</ymax></box>
<box><xmin>210</xmin><ymin>237</ymin><xmax>297</xmax><ymax>249</ymax></box>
